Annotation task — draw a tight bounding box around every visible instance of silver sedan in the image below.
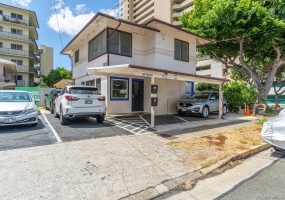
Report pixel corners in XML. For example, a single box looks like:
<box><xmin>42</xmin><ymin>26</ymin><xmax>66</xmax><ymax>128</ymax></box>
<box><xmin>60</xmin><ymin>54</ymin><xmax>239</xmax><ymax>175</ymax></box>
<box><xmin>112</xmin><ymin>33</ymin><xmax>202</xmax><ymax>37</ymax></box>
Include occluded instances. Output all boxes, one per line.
<box><xmin>0</xmin><ymin>90</ymin><xmax>38</xmax><ymax>126</ymax></box>
<box><xmin>176</xmin><ymin>91</ymin><xmax>228</xmax><ymax>118</ymax></box>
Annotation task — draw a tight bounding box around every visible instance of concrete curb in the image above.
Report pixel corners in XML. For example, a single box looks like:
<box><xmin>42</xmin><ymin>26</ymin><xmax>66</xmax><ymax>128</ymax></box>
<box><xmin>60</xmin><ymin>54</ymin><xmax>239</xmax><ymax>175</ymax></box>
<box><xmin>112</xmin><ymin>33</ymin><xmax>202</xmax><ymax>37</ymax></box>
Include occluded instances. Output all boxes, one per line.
<box><xmin>120</xmin><ymin>143</ymin><xmax>272</xmax><ymax>200</ymax></box>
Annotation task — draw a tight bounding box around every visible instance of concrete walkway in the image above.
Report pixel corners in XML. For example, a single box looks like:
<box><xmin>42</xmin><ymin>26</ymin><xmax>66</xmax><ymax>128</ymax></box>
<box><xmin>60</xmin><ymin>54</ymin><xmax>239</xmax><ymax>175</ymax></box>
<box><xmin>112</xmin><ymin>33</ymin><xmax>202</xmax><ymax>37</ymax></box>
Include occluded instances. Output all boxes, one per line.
<box><xmin>0</xmin><ymin>114</ymin><xmax>261</xmax><ymax>200</ymax></box>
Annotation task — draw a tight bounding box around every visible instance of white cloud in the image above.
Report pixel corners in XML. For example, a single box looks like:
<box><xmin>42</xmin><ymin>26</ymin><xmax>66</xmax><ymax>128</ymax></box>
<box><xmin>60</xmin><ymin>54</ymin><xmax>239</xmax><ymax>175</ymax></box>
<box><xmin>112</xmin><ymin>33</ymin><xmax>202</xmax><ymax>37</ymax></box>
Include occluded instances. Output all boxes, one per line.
<box><xmin>99</xmin><ymin>8</ymin><xmax>119</xmax><ymax>18</ymax></box>
<box><xmin>76</xmin><ymin>4</ymin><xmax>85</xmax><ymax>11</ymax></box>
<box><xmin>47</xmin><ymin>7</ymin><xmax>95</xmax><ymax>36</ymax></box>
<box><xmin>51</xmin><ymin>0</ymin><xmax>64</xmax><ymax>10</ymax></box>
<box><xmin>12</xmin><ymin>0</ymin><xmax>32</xmax><ymax>7</ymax></box>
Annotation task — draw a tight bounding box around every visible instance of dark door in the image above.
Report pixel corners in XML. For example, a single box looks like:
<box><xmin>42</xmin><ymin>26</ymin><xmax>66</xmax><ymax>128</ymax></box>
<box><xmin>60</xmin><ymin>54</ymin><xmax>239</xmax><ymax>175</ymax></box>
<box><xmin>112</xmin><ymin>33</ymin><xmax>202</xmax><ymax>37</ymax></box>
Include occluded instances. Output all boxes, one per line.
<box><xmin>132</xmin><ymin>79</ymin><xmax>144</xmax><ymax>111</ymax></box>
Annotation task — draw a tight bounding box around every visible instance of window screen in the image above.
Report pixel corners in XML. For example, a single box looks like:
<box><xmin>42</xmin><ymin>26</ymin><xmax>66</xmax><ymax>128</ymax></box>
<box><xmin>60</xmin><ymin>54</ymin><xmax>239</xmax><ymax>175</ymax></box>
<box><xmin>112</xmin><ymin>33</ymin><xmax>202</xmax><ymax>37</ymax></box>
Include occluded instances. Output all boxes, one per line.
<box><xmin>109</xmin><ymin>29</ymin><xmax>131</xmax><ymax>56</ymax></box>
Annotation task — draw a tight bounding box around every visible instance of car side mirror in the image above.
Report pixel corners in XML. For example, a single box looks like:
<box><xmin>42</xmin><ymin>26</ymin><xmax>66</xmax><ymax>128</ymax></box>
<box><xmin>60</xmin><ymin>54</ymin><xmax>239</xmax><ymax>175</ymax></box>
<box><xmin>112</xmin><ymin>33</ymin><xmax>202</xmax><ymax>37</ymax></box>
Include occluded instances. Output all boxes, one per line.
<box><xmin>44</xmin><ymin>94</ymin><xmax>48</xmax><ymax>97</ymax></box>
<box><xmin>35</xmin><ymin>98</ymin><xmax>40</xmax><ymax>102</ymax></box>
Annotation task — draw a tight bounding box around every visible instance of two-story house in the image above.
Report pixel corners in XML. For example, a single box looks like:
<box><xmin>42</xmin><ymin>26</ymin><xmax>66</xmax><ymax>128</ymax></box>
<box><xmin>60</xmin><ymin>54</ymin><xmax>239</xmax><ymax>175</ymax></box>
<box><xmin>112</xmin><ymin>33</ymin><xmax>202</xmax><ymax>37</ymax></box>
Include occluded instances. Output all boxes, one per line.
<box><xmin>61</xmin><ymin>13</ymin><xmax>227</xmax><ymax>117</ymax></box>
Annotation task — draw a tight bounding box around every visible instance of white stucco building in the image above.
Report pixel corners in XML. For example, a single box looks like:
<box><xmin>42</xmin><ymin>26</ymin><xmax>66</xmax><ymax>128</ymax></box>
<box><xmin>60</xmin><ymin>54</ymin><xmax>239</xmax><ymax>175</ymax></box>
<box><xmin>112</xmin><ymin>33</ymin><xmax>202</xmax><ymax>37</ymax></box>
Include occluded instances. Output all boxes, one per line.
<box><xmin>61</xmin><ymin>13</ymin><xmax>227</xmax><ymax>117</ymax></box>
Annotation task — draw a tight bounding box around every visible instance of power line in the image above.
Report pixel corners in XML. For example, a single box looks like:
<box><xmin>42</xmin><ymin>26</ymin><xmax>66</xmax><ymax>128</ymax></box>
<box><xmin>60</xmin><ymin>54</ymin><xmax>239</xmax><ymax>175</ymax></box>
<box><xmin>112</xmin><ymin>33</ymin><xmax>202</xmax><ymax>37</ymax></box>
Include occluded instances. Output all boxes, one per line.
<box><xmin>52</xmin><ymin>0</ymin><xmax>64</xmax><ymax>50</ymax></box>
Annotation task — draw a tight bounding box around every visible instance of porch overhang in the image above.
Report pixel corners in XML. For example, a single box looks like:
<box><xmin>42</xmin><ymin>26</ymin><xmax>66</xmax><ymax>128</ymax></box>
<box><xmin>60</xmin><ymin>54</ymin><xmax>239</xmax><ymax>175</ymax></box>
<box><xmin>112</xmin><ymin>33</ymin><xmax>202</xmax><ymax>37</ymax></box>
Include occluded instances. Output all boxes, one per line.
<box><xmin>87</xmin><ymin>64</ymin><xmax>229</xmax><ymax>84</ymax></box>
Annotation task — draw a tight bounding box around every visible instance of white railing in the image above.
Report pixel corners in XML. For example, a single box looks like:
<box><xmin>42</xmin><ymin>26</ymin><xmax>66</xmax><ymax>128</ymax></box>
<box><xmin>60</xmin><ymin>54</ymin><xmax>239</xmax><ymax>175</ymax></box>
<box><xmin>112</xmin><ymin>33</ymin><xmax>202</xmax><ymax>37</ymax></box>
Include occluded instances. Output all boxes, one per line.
<box><xmin>17</xmin><ymin>65</ymin><xmax>30</xmax><ymax>73</ymax></box>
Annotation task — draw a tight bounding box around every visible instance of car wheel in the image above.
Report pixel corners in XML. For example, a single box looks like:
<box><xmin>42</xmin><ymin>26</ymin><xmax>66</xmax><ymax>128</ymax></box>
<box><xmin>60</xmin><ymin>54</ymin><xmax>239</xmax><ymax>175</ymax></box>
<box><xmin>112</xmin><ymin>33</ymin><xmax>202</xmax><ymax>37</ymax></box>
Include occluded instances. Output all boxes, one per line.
<box><xmin>178</xmin><ymin>112</ymin><xmax>185</xmax><ymax>116</ymax></box>
<box><xmin>223</xmin><ymin>104</ymin><xmax>227</xmax><ymax>115</ymax></box>
<box><xmin>54</xmin><ymin>107</ymin><xmax>59</xmax><ymax>118</ymax></box>
<box><xmin>50</xmin><ymin>104</ymin><xmax>54</xmax><ymax>114</ymax></box>
<box><xmin>201</xmin><ymin>106</ymin><xmax>209</xmax><ymax>118</ymax></box>
<box><xmin>59</xmin><ymin>109</ymin><xmax>68</xmax><ymax>125</ymax></box>
<box><xmin>60</xmin><ymin>108</ymin><xmax>68</xmax><ymax>125</ymax></box>
<box><xmin>96</xmin><ymin>115</ymin><xmax>105</xmax><ymax>123</ymax></box>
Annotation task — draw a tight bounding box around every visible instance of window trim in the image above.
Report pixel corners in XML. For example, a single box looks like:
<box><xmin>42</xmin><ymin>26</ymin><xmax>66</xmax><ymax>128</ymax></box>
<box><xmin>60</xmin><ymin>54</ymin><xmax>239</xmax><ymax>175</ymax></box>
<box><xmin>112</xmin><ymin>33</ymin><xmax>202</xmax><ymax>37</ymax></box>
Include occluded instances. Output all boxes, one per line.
<box><xmin>88</xmin><ymin>28</ymin><xmax>108</xmax><ymax>62</ymax></box>
<box><xmin>174</xmin><ymin>38</ymin><xmax>189</xmax><ymax>62</ymax></box>
<box><xmin>107</xmin><ymin>28</ymin><xmax>132</xmax><ymax>58</ymax></box>
<box><xmin>110</xmin><ymin>76</ymin><xmax>129</xmax><ymax>101</ymax></box>
<box><xmin>74</xmin><ymin>50</ymin><xmax>79</xmax><ymax>63</ymax></box>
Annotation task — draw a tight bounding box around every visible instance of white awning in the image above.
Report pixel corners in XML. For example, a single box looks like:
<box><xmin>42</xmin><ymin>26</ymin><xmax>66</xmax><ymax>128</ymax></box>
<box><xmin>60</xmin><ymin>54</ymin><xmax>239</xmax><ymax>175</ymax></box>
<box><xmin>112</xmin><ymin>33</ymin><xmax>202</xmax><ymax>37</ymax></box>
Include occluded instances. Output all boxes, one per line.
<box><xmin>87</xmin><ymin>64</ymin><xmax>229</xmax><ymax>84</ymax></box>
<box><xmin>0</xmin><ymin>58</ymin><xmax>17</xmax><ymax>74</ymax></box>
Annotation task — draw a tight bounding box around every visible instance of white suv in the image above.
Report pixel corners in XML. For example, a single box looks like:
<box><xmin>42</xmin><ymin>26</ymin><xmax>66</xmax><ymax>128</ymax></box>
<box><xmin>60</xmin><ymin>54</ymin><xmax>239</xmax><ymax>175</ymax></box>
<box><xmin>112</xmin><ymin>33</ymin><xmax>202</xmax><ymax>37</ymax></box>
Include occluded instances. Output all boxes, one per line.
<box><xmin>54</xmin><ymin>86</ymin><xmax>106</xmax><ymax>125</ymax></box>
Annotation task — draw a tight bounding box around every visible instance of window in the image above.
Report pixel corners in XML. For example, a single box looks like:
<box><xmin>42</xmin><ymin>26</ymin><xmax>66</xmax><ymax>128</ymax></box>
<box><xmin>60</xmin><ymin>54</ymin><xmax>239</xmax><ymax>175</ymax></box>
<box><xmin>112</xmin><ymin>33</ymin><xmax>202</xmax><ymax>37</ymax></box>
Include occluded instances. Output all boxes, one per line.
<box><xmin>0</xmin><ymin>10</ymin><xmax>3</xmax><ymax>15</ymax></box>
<box><xmin>85</xmin><ymin>80</ymin><xmax>94</xmax><ymax>86</ymax></box>
<box><xmin>174</xmin><ymin>39</ymin><xmax>189</xmax><ymax>62</ymax></box>
<box><xmin>11</xmin><ymin>13</ymin><xmax>23</xmax><ymax>20</ymax></box>
<box><xmin>11</xmin><ymin>44</ymin><xmax>23</xmax><ymax>50</ymax></box>
<box><xmin>0</xmin><ymin>42</ymin><xmax>2</xmax><ymax>48</ymax></box>
<box><xmin>11</xmin><ymin>28</ymin><xmax>23</xmax><ymax>35</ymax></box>
<box><xmin>81</xmin><ymin>82</ymin><xmax>85</xmax><ymax>86</ymax></box>
<box><xmin>75</xmin><ymin>50</ymin><xmax>79</xmax><ymax>63</ymax></box>
<box><xmin>96</xmin><ymin>78</ymin><xmax>101</xmax><ymax>91</ymax></box>
<box><xmin>0</xmin><ymin>26</ymin><xmax>3</xmax><ymax>31</ymax></box>
<box><xmin>108</xmin><ymin>29</ymin><xmax>132</xmax><ymax>56</ymax></box>
<box><xmin>88</xmin><ymin>30</ymin><xmax>107</xmax><ymax>60</ymax></box>
<box><xmin>11</xmin><ymin>59</ymin><xmax>23</xmax><ymax>65</ymax></box>
<box><xmin>110</xmin><ymin>77</ymin><xmax>129</xmax><ymax>100</ymax></box>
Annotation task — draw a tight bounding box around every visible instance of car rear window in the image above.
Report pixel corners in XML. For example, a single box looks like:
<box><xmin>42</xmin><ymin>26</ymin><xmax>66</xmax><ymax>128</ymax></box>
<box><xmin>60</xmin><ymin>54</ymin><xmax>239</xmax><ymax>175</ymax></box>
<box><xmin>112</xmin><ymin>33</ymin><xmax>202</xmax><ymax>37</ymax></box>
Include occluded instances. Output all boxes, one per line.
<box><xmin>69</xmin><ymin>87</ymin><xmax>101</xmax><ymax>95</ymax></box>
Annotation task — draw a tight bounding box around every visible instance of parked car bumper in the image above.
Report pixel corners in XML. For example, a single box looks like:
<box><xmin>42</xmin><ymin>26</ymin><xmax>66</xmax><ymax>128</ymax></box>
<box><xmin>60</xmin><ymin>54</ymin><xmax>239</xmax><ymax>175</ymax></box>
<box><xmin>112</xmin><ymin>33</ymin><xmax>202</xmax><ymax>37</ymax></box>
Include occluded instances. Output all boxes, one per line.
<box><xmin>176</xmin><ymin>105</ymin><xmax>202</xmax><ymax>114</ymax></box>
<box><xmin>62</xmin><ymin>106</ymin><xmax>106</xmax><ymax>118</ymax></box>
<box><xmin>0</xmin><ymin>111</ymin><xmax>38</xmax><ymax>126</ymax></box>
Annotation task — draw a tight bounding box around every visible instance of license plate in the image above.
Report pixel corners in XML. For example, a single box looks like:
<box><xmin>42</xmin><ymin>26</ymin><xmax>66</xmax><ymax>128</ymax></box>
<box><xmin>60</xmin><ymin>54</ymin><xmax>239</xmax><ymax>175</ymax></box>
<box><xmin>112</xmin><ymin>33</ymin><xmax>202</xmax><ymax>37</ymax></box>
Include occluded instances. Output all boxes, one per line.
<box><xmin>85</xmin><ymin>100</ymin><xmax>92</xmax><ymax>104</ymax></box>
<box><xmin>4</xmin><ymin>118</ymin><xmax>16</xmax><ymax>123</ymax></box>
<box><xmin>182</xmin><ymin>108</ymin><xmax>187</xmax><ymax>111</ymax></box>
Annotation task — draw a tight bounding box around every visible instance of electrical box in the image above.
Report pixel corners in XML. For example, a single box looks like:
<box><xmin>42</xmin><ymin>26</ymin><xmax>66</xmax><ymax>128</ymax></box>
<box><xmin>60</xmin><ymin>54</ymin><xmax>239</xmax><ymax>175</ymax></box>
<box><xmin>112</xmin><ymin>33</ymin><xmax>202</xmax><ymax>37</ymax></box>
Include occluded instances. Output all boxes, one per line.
<box><xmin>151</xmin><ymin>84</ymin><xmax>158</xmax><ymax>94</ymax></box>
<box><xmin>151</xmin><ymin>97</ymin><xmax>158</xmax><ymax>106</ymax></box>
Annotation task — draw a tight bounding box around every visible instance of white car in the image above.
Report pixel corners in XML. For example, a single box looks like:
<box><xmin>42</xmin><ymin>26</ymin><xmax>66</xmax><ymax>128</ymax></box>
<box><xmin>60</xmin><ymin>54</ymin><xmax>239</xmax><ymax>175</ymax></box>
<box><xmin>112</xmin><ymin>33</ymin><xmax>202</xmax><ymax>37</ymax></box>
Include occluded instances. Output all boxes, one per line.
<box><xmin>0</xmin><ymin>90</ymin><xmax>38</xmax><ymax>126</ymax></box>
<box><xmin>54</xmin><ymin>86</ymin><xmax>106</xmax><ymax>125</ymax></box>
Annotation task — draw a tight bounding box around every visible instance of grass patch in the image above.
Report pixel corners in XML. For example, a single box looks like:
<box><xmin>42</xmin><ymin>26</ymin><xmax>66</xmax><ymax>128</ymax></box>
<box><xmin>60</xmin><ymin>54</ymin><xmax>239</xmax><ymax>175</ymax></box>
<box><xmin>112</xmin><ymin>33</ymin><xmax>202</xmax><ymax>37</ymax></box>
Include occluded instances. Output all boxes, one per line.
<box><xmin>168</xmin><ymin>124</ymin><xmax>265</xmax><ymax>169</ymax></box>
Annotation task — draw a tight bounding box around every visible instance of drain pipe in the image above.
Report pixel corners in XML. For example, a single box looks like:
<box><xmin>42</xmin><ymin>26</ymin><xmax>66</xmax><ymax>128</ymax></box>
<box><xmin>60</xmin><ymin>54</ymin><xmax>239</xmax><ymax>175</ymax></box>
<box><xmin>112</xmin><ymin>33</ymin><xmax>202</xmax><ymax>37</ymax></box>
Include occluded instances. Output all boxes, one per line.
<box><xmin>107</xmin><ymin>21</ymin><xmax>122</xmax><ymax>66</ymax></box>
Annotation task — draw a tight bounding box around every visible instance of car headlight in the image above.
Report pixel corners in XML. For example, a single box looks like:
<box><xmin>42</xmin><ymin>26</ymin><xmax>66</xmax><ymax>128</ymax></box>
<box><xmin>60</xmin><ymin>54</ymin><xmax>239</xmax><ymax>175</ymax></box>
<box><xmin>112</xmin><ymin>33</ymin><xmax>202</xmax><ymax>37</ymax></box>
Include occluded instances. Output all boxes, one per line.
<box><xmin>25</xmin><ymin>107</ymin><xmax>37</xmax><ymax>114</ymax></box>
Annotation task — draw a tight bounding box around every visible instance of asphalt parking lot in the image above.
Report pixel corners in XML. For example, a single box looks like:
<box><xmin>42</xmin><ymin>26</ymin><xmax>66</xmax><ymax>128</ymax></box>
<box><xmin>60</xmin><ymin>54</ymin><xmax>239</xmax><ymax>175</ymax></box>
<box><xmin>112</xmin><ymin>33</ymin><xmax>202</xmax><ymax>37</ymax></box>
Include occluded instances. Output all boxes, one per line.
<box><xmin>0</xmin><ymin>110</ymin><xmax>222</xmax><ymax>152</ymax></box>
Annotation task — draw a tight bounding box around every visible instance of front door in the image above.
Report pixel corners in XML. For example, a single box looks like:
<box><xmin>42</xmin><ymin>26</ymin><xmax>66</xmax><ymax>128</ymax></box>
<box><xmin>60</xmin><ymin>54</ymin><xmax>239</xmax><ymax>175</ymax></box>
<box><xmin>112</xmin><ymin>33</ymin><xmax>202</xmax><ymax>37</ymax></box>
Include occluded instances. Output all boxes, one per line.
<box><xmin>132</xmin><ymin>79</ymin><xmax>144</xmax><ymax>111</ymax></box>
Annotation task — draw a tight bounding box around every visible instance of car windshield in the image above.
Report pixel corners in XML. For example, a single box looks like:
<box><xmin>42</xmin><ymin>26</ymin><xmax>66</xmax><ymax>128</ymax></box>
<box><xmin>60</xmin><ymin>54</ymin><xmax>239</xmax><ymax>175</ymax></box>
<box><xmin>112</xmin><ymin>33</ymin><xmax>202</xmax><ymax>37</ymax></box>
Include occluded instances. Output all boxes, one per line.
<box><xmin>0</xmin><ymin>92</ymin><xmax>32</xmax><ymax>102</ymax></box>
<box><xmin>69</xmin><ymin>87</ymin><xmax>101</xmax><ymax>95</ymax></box>
<box><xmin>186</xmin><ymin>92</ymin><xmax>210</xmax><ymax>100</ymax></box>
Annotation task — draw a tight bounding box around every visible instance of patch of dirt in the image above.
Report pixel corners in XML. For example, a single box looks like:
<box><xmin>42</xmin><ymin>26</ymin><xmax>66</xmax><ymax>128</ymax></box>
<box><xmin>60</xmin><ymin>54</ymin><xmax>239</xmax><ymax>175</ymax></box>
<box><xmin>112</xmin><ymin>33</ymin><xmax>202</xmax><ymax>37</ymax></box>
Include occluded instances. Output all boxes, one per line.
<box><xmin>168</xmin><ymin>124</ymin><xmax>265</xmax><ymax>169</ymax></box>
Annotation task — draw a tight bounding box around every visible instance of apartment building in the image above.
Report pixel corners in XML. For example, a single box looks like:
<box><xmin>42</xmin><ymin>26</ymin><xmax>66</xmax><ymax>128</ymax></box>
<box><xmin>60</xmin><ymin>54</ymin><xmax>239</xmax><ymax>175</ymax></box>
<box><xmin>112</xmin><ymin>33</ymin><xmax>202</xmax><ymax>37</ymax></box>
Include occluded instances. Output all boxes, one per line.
<box><xmin>38</xmin><ymin>44</ymin><xmax>53</xmax><ymax>78</ymax></box>
<box><xmin>119</xmin><ymin>0</ymin><xmax>226</xmax><ymax>78</ymax></box>
<box><xmin>0</xmin><ymin>3</ymin><xmax>39</xmax><ymax>87</ymax></box>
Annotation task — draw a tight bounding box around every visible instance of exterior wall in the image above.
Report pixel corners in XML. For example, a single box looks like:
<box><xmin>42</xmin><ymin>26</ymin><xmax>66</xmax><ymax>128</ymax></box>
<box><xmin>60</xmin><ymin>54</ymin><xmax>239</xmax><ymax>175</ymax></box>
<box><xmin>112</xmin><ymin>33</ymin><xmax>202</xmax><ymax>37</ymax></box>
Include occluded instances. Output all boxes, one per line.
<box><xmin>105</xmin><ymin>75</ymin><xmax>186</xmax><ymax>115</ymax></box>
<box><xmin>0</xmin><ymin>4</ymin><xmax>39</xmax><ymax>87</ymax></box>
<box><xmin>39</xmin><ymin>44</ymin><xmax>53</xmax><ymax>76</ymax></box>
<box><xmin>196</xmin><ymin>59</ymin><xmax>223</xmax><ymax>78</ymax></box>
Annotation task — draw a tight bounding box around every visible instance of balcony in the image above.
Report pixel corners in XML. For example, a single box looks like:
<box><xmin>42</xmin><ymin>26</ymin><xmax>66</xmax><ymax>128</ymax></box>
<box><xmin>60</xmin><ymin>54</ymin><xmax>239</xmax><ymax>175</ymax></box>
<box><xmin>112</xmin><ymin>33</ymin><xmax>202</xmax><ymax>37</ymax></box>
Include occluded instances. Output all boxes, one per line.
<box><xmin>173</xmin><ymin>0</ymin><xmax>193</xmax><ymax>11</ymax></box>
<box><xmin>0</xmin><ymin>31</ymin><xmax>38</xmax><ymax>49</ymax></box>
<box><xmin>34</xmin><ymin>52</ymin><xmax>39</xmax><ymax>63</ymax></box>
<box><xmin>17</xmin><ymin>65</ymin><xmax>30</xmax><ymax>73</ymax></box>
<box><xmin>0</xmin><ymin>47</ymin><xmax>34</xmax><ymax>58</ymax></box>
<box><xmin>16</xmin><ymin>80</ymin><xmax>29</xmax><ymax>87</ymax></box>
<box><xmin>34</xmin><ymin>77</ymin><xmax>41</xmax><ymax>83</ymax></box>
<box><xmin>0</xmin><ymin>14</ymin><xmax>38</xmax><ymax>37</ymax></box>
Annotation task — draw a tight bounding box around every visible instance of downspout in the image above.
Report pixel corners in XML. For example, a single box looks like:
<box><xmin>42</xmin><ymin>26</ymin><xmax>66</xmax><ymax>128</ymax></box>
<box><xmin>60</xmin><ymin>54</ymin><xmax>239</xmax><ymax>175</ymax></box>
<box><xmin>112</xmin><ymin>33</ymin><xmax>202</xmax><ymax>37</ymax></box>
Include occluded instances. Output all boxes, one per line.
<box><xmin>107</xmin><ymin>21</ymin><xmax>122</xmax><ymax>66</ymax></box>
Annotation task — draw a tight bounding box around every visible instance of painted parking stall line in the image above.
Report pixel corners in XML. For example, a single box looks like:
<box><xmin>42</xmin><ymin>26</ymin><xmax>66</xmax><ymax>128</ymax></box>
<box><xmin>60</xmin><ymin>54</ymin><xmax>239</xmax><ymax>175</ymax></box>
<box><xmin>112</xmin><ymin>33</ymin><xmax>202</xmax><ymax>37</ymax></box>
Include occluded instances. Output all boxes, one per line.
<box><xmin>40</xmin><ymin>113</ymin><xmax>62</xmax><ymax>143</ymax></box>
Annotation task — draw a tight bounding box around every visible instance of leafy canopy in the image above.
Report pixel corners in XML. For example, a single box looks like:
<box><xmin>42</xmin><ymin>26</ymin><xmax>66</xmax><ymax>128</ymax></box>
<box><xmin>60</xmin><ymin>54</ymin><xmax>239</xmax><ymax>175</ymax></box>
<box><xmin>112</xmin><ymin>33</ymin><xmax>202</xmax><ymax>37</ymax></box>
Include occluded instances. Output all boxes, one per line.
<box><xmin>40</xmin><ymin>67</ymin><xmax>72</xmax><ymax>88</ymax></box>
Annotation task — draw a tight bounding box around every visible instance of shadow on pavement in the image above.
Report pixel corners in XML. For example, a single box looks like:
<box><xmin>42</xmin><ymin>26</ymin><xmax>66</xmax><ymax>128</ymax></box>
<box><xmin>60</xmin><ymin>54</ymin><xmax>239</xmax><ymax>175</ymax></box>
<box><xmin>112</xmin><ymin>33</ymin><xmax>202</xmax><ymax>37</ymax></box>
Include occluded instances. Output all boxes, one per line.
<box><xmin>0</xmin><ymin>118</ymin><xmax>45</xmax><ymax>134</ymax></box>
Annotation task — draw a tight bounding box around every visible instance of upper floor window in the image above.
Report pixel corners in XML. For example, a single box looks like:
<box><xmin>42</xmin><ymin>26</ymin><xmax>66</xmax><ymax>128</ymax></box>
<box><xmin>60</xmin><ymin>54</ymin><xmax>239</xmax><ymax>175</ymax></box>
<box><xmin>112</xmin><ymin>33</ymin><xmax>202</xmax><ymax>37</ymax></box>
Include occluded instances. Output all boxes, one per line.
<box><xmin>74</xmin><ymin>50</ymin><xmax>79</xmax><ymax>63</ymax></box>
<box><xmin>0</xmin><ymin>10</ymin><xmax>3</xmax><ymax>15</ymax></box>
<box><xmin>0</xmin><ymin>42</ymin><xmax>3</xmax><ymax>48</ymax></box>
<box><xmin>0</xmin><ymin>26</ymin><xmax>3</xmax><ymax>32</ymax></box>
<box><xmin>174</xmin><ymin>39</ymin><xmax>189</xmax><ymax>62</ymax></box>
<box><xmin>11</xmin><ymin>28</ymin><xmax>23</xmax><ymax>35</ymax></box>
<box><xmin>11</xmin><ymin>44</ymin><xmax>23</xmax><ymax>50</ymax></box>
<box><xmin>11</xmin><ymin>13</ymin><xmax>23</xmax><ymax>20</ymax></box>
<box><xmin>108</xmin><ymin>29</ymin><xmax>132</xmax><ymax>56</ymax></box>
<box><xmin>89</xmin><ymin>30</ymin><xmax>107</xmax><ymax>61</ymax></box>
<box><xmin>11</xmin><ymin>59</ymin><xmax>23</xmax><ymax>65</ymax></box>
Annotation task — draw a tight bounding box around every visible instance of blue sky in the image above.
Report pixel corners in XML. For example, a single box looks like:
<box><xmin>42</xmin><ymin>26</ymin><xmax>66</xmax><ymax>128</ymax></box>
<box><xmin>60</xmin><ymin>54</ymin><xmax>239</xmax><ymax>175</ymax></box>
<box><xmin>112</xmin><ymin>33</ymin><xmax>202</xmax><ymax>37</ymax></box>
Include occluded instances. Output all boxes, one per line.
<box><xmin>2</xmin><ymin>0</ymin><xmax>119</xmax><ymax>71</ymax></box>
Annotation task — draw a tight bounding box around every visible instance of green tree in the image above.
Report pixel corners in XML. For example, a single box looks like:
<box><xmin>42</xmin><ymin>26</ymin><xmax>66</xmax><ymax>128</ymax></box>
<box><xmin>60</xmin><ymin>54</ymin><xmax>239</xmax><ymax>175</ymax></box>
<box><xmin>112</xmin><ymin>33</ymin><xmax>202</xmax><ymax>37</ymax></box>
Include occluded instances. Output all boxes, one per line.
<box><xmin>180</xmin><ymin>0</ymin><xmax>285</xmax><ymax>103</ymax></box>
<box><xmin>195</xmin><ymin>83</ymin><xmax>219</xmax><ymax>91</ymax></box>
<box><xmin>224</xmin><ymin>81</ymin><xmax>258</xmax><ymax>112</ymax></box>
<box><xmin>40</xmin><ymin>67</ymin><xmax>72</xmax><ymax>88</ymax></box>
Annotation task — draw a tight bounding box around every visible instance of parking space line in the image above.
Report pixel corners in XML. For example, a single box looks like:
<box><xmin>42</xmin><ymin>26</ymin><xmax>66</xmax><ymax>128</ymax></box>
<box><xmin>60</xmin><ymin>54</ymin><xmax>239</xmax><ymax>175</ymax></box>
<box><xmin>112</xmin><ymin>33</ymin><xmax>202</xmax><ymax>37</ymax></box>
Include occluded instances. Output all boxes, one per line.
<box><xmin>41</xmin><ymin>113</ymin><xmax>62</xmax><ymax>143</ymax></box>
<box><xmin>140</xmin><ymin>116</ymin><xmax>150</xmax><ymax>126</ymax></box>
<box><xmin>173</xmin><ymin>115</ymin><xmax>189</xmax><ymax>122</ymax></box>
